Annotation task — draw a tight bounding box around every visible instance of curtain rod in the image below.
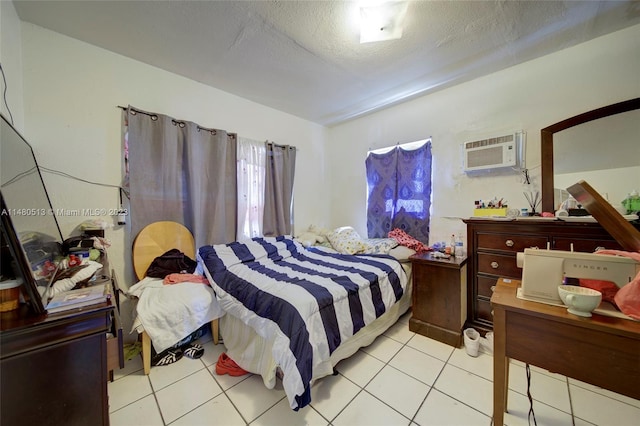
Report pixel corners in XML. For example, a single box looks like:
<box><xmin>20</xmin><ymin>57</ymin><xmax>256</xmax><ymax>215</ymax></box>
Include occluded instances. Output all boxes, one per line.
<box><xmin>117</xmin><ymin>105</ymin><xmax>236</xmax><ymax>138</ymax></box>
<box><xmin>267</xmin><ymin>141</ymin><xmax>298</xmax><ymax>151</ymax></box>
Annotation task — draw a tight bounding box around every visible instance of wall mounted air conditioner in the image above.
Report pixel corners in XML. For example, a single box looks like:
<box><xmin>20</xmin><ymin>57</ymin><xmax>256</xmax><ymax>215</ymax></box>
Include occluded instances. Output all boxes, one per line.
<box><xmin>463</xmin><ymin>131</ymin><xmax>525</xmax><ymax>173</ymax></box>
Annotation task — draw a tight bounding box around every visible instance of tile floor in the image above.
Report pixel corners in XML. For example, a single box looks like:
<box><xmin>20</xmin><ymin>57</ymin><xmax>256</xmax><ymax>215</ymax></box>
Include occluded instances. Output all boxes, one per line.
<box><xmin>108</xmin><ymin>313</ymin><xmax>640</xmax><ymax>426</ymax></box>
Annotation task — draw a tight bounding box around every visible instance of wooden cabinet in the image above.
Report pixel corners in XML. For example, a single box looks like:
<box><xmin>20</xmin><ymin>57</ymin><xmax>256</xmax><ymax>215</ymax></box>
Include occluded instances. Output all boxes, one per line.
<box><xmin>463</xmin><ymin>218</ymin><xmax>637</xmax><ymax>334</ymax></box>
<box><xmin>0</xmin><ymin>256</ymin><xmax>123</xmax><ymax>426</ymax></box>
<box><xmin>409</xmin><ymin>252</ymin><xmax>467</xmax><ymax>347</ymax></box>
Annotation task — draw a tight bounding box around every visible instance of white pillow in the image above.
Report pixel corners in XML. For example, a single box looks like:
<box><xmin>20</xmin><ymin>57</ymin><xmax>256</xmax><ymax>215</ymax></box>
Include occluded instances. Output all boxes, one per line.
<box><xmin>362</xmin><ymin>238</ymin><xmax>399</xmax><ymax>254</ymax></box>
<box><xmin>388</xmin><ymin>245</ymin><xmax>417</xmax><ymax>262</ymax></box>
<box><xmin>326</xmin><ymin>226</ymin><xmax>366</xmax><ymax>254</ymax></box>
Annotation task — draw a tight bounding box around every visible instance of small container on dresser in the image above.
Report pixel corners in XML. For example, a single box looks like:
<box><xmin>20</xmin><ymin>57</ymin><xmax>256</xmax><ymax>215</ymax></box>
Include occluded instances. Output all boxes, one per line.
<box><xmin>409</xmin><ymin>252</ymin><xmax>467</xmax><ymax>347</ymax></box>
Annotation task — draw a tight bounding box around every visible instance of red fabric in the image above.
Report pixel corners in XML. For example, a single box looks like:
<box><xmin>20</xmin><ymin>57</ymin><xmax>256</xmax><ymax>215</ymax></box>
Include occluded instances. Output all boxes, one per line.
<box><xmin>388</xmin><ymin>228</ymin><xmax>431</xmax><ymax>253</ymax></box>
<box><xmin>163</xmin><ymin>273</ymin><xmax>210</xmax><ymax>285</ymax></box>
<box><xmin>596</xmin><ymin>250</ymin><xmax>640</xmax><ymax>320</ymax></box>
<box><xmin>578</xmin><ymin>278</ymin><xmax>619</xmax><ymax>304</ymax></box>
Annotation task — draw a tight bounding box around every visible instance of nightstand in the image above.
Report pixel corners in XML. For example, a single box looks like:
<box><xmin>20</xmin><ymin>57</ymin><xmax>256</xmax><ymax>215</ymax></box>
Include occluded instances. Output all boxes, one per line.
<box><xmin>409</xmin><ymin>252</ymin><xmax>467</xmax><ymax>347</ymax></box>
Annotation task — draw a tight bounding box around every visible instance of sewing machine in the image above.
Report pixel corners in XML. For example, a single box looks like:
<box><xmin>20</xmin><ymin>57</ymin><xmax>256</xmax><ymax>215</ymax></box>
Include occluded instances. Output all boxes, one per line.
<box><xmin>517</xmin><ymin>248</ymin><xmax>640</xmax><ymax>305</ymax></box>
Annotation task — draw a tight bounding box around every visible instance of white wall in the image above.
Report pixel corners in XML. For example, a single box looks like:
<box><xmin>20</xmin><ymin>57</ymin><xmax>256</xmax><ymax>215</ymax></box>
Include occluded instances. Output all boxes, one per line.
<box><xmin>327</xmin><ymin>24</ymin><xmax>640</xmax><ymax>245</ymax></box>
<box><xmin>0</xmin><ymin>0</ymin><xmax>24</xmax><ymax>128</ymax></box>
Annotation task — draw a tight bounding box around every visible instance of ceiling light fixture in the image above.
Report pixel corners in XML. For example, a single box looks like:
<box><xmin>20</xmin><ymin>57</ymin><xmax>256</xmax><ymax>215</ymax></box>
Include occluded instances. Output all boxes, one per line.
<box><xmin>359</xmin><ymin>1</ymin><xmax>408</xmax><ymax>43</ymax></box>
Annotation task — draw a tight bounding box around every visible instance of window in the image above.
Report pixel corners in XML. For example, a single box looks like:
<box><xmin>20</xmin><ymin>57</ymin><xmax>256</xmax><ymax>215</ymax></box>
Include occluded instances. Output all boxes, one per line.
<box><xmin>365</xmin><ymin>140</ymin><xmax>432</xmax><ymax>243</ymax></box>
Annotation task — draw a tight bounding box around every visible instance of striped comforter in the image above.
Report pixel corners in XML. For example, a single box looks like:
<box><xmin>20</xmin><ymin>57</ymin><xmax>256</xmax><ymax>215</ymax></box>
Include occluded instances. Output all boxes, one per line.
<box><xmin>198</xmin><ymin>236</ymin><xmax>407</xmax><ymax>410</ymax></box>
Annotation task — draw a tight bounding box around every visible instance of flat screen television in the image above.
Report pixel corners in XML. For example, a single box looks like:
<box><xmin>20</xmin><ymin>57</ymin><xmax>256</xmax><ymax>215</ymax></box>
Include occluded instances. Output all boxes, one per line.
<box><xmin>1</xmin><ymin>114</ymin><xmax>63</xmax><ymax>314</ymax></box>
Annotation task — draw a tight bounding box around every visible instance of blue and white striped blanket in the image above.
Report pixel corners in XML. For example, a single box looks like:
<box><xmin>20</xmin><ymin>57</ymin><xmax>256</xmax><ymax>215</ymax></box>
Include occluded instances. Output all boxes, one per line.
<box><xmin>198</xmin><ymin>236</ymin><xmax>407</xmax><ymax>410</ymax></box>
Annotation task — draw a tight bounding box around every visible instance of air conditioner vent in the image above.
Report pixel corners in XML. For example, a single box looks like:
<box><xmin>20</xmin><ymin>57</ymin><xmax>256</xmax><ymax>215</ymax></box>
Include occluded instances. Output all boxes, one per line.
<box><xmin>464</xmin><ymin>134</ymin><xmax>514</xmax><ymax>150</ymax></box>
<box><xmin>463</xmin><ymin>131</ymin><xmax>525</xmax><ymax>173</ymax></box>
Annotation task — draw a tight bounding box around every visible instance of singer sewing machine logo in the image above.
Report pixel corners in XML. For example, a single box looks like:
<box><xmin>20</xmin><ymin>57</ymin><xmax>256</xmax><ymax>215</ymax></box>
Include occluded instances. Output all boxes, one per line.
<box><xmin>517</xmin><ymin>248</ymin><xmax>639</xmax><ymax>305</ymax></box>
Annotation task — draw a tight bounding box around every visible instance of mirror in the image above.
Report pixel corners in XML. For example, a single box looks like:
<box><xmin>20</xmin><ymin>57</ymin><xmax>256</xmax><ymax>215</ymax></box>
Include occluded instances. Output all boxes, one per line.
<box><xmin>1</xmin><ymin>114</ymin><xmax>63</xmax><ymax>313</ymax></box>
<box><xmin>541</xmin><ymin>98</ymin><xmax>640</xmax><ymax>213</ymax></box>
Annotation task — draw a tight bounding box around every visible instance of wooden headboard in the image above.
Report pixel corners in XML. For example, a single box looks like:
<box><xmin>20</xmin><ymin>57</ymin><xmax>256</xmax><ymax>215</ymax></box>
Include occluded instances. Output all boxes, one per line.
<box><xmin>132</xmin><ymin>221</ymin><xmax>195</xmax><ymax>280</ymax></box>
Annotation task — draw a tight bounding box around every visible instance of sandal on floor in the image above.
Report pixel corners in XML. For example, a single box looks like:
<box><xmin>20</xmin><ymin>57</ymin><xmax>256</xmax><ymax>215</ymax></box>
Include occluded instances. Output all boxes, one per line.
<box><xmin>182</xmin><ymin>343</ymin><xmax>204</xmax><ymax>359</ymax></box>
<box><xmin>152</xmin><ymin>348</ymin><xmax>183</xmax><ymax>366</ymax></box>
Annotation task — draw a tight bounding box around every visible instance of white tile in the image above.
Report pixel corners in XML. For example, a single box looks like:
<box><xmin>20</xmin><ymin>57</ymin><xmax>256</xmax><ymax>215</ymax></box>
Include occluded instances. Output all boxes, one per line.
<box><xmin>432</xmin><ymin>364</ymin><xmax>493</xmax><ymax>416</ymax></box>
<box><xmin>112</xmin><ymin>355</ymin><xmax>143</xmax><ymax>380</ymax></box>
<box><xmin>502</xmin><ymin>389</ymin><xmax>573</xmax><ymax>426</ymax></box>
<box><xmin>573</xmin><ymin>417</ymin><xmax>597</xmax><ymax>426</ymax></box>
<box><xmin>332</xmin><ymin>390</ymin><xmax>410</xmax><ymax>426</ymax></box>
<box><xmin>388</xmin><ymin>345</ymin><xmax>446</xmax><ymax>386</ymax></box>
<box><xmin>511</xmin><ymin>359</ymin><xmax>566</xmax><ymax>382</ymax></box>
<box><xmin>361</xmin><ymin>334</ymin><xmax>404</xmax><ymax>362</ymax></box>
<box><xmin>334</xmin><ymin>349</ymin><xmax>385</xmax><ymax>387</ymax></box>
<box><xmin>155</xmin><ymin>368</ymin><xmax>223</xmax><ymax>423</ymax></box>
<box><xmin>570</xmin><ymin>384</ymin><xmax>640</xmax><ymax>426</ymax></box>
<box><xmin>148</xmin><ymin>355</ymin><xmax>206</xmax><ymax>391</ymax></box>
<box><xmin>109</xmin><ymin>394</ymin><xmax>163</xmax><ymax>426</ymax></box>
<box><xmin>209</xmin><ymin>365</ymin><xmax>253</xmax><ymax>390</ymax></box>
<box><xmin>365</xmin><ymin>365</ymin><xmax>430</xmax><ymax>418</ymax></box>
<box><xmin>199</xmin><ymin>339</ymin><xmax>226</xmax><ymax>368</ymax></box>
<box><xmin>226</xmin><ymin>374</ymin><xmax>287</xmax><ymax>423</ymax></box>
<box><xmin>172</xmin><ymin>393</ymin><xmax>245</xmax><ymax>425</ymax></box>
<box><xmin>310</xmin><ymin>373</ymin><xmax>361</xmax><ymax>421</ymax></box>
<box><xmin>568</xmin><ymin>378</ymin><xmax>640</xmax><ymax>409</ymax></box>
<box><xmin>383</xmin><ymin>317</ymin><xmax>416</xmax><ymax>344</ymax></box>
<box><xmin>252</xmin><ymin>398</ymin><xmax>329</xmax><ymax>426</ymax></box>
<box><xmin>506</xmin><ymin>363</ymin><xmax>571</xmax><ymax>413</ymax></box>
<box><xmin>446</xmin><ymin>346</ymin><xmax>493</xmax><ymax>381</ymax></box>
<box><xmin>414</xmin><ymin>389</ymin><xmax>491</xmax><ymax>426</ymax></box>
<box><xmin>406</xmin><ymin>333</ymin><xmax>455</xmax><ymax>362</ymax></box>
<box><xmin>107</xmin><ymin>371</ymin><xmax>153</xmax><ymax>413</ymax></box>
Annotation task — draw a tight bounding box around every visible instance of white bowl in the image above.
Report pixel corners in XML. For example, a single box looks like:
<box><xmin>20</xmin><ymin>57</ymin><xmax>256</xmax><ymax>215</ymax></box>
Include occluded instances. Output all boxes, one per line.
<box><xmin>557</xmin><ymin>285</ymin><xmax>602</xmax><ymax>317</ymax></box>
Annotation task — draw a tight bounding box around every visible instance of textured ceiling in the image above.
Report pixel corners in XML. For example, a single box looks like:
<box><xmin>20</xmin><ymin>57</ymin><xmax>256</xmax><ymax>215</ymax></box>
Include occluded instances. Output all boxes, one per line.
<box><xmin>13</xmin><ymin>0</ymin><xmax>640</xmax><ymax>126</ymax></box>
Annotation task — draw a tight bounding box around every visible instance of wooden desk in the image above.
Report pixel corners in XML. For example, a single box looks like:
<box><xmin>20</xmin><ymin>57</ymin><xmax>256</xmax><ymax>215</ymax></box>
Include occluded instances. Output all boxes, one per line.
<box><xmin>491</xmin><ymin>278</ymin><xmax>640</xmax><ymax>426</ymax></box>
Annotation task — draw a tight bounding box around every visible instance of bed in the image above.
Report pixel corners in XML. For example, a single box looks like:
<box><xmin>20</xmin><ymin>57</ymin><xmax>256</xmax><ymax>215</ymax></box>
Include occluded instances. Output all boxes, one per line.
<box><xmin>128</xmin><ymin>221</ymin><xmax>222</xmax><ymax>374</ymax></box>
<box><xmin>197</xmin><ymin>235</ymin><xmax>412</xmax><ymax>410</ymax></box>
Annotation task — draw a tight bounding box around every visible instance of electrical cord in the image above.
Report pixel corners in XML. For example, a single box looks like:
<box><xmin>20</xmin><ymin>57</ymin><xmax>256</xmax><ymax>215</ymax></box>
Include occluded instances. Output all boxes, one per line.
<box><xmin>39</xmin><ymin>166</ymin><xmax>129</xmax><ymax>198</ymax></box>
<box><xmin>0</xmin><ymin>62</ymin><xmax>15</xmax><ymax>125</ymax></box>
<box><xmin>526</xmin><ymin>363</ymin><xmax>538</xmax><ymax>426</ymax></box>
<box><xmin>1</xmin><ymin>166</ymin><xmax>38</xmax><ymax>187</ymax></box>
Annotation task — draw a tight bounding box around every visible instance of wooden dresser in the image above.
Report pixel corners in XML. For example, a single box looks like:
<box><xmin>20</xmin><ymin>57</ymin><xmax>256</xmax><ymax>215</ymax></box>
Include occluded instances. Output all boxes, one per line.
<box><xmin>0</xmin><ymin>255</ymin><xmax>123</xmax><ymax>426</ymax></box>
<box><xmin>463</xmin><ymin>218</ymin><xmax>639</xmax><ymax>333</ymax></box>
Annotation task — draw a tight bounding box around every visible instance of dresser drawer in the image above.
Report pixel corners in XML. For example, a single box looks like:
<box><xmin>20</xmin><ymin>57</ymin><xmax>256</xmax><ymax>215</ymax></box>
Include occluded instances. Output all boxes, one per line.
<box><xmin>107</xmin><ymin>306</ymin><xmax>124</xmax><ymax>376</ymax></box>
<box><xmin>553</xmin><ymin>237</ymin><xmax>623</xmax><ymax>253</ymax></box>
<box><xmin>477</xmin><ymin>276</ymin><xmax>499</xmax><ymax>298</ymax></box>
<box><xmin>477</xmin><ymin>233</ymin><xmax>548</xmax><ymax>253</ymax></box>
<box><xmin>477</xmin><ymin>253</ymin><xmax>521</xmax><ymax>278</ymax></box>
<box><xmin>475</xmin><ymin>298</ymin><xmax>493</xmax><ymax>323</ymax></box>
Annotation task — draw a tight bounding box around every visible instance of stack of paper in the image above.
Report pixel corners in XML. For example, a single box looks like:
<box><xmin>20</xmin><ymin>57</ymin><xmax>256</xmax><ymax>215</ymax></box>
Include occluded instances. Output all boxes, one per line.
<box><xmin>46</xmin><ymin>283</ymin><xmax>108</xmax><ymax>314</ymax></box>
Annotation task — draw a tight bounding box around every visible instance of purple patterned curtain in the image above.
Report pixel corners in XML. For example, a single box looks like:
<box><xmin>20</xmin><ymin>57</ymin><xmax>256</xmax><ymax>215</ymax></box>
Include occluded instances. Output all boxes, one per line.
<box><xmin>366</xmin><ymin>141</ymin><xmax>432</xmax><ymax>243</ymax></box>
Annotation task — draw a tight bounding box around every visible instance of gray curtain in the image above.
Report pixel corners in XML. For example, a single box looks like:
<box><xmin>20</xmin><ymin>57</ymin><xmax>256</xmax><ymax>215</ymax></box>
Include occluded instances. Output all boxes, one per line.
<box><xmin>263</xmin><ymin>142</ymin><xmax>296</xmax><ymax>236</ymax></box>
<box><xmin>127</xmin><ymin>107</ymin><xmax>237</xmax><ymax>248</ymax></box>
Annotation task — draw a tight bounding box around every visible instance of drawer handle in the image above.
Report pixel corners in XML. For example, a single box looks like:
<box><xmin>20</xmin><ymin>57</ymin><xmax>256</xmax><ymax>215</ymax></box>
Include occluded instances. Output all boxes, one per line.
<box><xmin>505</xmin><ymin>239</ymin><xmax>515</xmax><ymax>247</ymax></box>
<box><xmin>491</xmin><ymin>261</ymin><xmax>499</xmax><ymax>269</ymax></box>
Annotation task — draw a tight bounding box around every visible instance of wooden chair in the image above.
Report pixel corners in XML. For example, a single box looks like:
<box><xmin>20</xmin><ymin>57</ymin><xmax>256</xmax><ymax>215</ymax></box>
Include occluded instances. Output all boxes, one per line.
<box><xmin>132</xmin><ymin>221</ymin><xmax>219</xmax><ymax>374</ymax></box>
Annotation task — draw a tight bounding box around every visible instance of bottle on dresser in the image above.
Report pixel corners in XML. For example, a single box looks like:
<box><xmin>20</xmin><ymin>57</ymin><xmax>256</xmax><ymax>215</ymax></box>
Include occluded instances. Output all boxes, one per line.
<box><xmin>454</xmin><ymin>234</ymin><xmax>465</xmax><ymax>257</ymax></box>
